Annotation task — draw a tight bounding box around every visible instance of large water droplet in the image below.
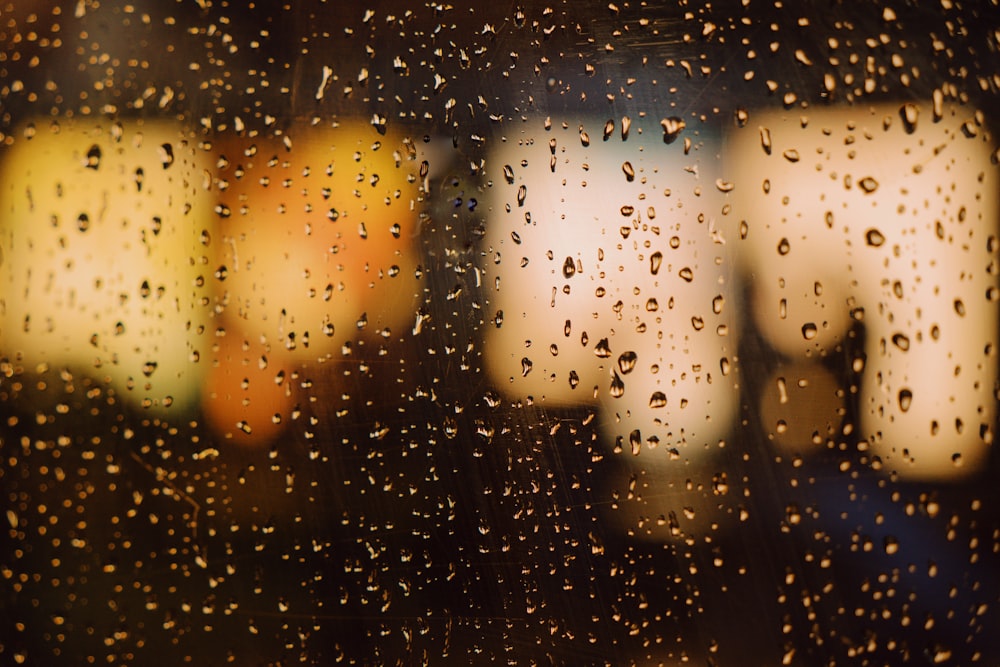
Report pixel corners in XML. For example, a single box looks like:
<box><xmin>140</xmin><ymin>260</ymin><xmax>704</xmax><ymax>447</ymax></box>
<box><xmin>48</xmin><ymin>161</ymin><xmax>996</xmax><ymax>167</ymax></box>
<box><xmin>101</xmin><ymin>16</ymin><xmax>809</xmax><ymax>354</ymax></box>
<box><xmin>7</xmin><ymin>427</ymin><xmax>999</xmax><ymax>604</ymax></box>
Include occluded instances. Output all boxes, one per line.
<box><xmin>661</xmin><ymin>116</ymin><xmax>685</xmax><ymax>143</ymax></box>
<box><xmin>629</xmin><ymin>429</ymin><xmax>641</xmax><ymax>455</ymax></box>
<box><xmin>865</xmin><ymin>228</ymin><xmax>886</xmax><ymax>247</ymax></box>
<box><xmin>617</xmin><ymin>351</ymin><xmax>637</xmax><ymax>374</ymax></box>
<box><xmin>678</xmin><ymin>267</ymin><xmax>694</xmax><ymax>282</ymax></box>
<box><xmin>649</xmin><ymin>392</ymin><xmax>667</xmax><ymax>408</ymax></box>
<box><xmin>891</xmin><ymin>333</ymin><xmax>910</xmax><ymax>351</ymax></box>
<box><xmin>594</xmin><ymin>338</ymin><xmax>612</xmax><ymax>358</ymax></box>
<box><xmin>900</xmin><ymin>102</ymin><xmax>919</xmax><ymax>134</ymax></box>
<box><xmin>759</xmin><ymin>126</ymin><xmax>772</xmax><ymax>155</ymax></box>
<box><xmin>610</xmin><ymin>371</ymin><xmax>625</xmax><ymax>398</ymax></box>
<box><xmin>622</xmin><ymin>161</ymin><xmax>635</xmax><ymax>182</ymax></box>
<box><xmin>562</xmin><ymin>256</ymin><xmax>576</xmax><ymax>278</ymax></box>
<box><xmin>85</xmin><ymin>144</ymin><xmax>101</xmax><ymax>170</ymax></box>
<box><xmin>859</xmin><ymin>176</ymin><xmax>879</xmax><ymax>193</ymax></box>
<box><xmin>801</xmin><ymin>323</ymin><xmax>818</xmax><ymax>340</ymax></box>
<box><xmin>159</xmin><ymin>142</ymin><xmax>174</xmax><ymax>169</ymax></box>
<box><xmin>898</xmin><ymin>388</ymin><xmax>913</xmax><ymax>412</ymax></box>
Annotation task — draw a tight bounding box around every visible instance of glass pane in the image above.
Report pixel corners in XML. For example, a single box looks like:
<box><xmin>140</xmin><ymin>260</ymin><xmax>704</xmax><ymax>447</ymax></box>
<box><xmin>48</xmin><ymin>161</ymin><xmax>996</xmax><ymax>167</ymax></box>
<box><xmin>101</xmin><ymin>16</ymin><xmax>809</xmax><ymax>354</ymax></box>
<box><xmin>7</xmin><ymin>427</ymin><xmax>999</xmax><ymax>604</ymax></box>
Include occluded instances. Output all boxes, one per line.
<box><xmin>2</xmin><ymin>2</ymin><xmax>998</xmax><ymax>664</ymax></box>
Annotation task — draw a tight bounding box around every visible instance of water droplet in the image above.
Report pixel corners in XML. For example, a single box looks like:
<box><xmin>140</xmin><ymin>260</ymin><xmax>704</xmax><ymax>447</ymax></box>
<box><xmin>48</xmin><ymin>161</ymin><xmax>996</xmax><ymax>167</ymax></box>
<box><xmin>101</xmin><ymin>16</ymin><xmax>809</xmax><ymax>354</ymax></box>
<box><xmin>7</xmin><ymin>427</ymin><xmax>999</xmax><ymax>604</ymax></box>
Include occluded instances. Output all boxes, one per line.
<box><xmin>661</xmin><ymin>116</ymin><xmax>685</xmax><ymax>143</ymax></box>
<box><xmin>517</xmin><ymin>184</ymin><xmax>527</xmax><ymax>206</ymax></box>
<box><xmin>84</xmin><ymin>144</ymin><xmax>101</xmax><ymax>170</ymax></box>
<box><xmin>712</xmin><ymin>295</ymin><xmax>725</xmax><ymax>314</ymax></box>
<box><xmin>610</xmin><ymin>371</ymin><xmax>625</xmax><ymax>398</ymax></box>
<box><xmin>759</xmin><ymin>126</ymin><xmax>772</xmax><ymax>155</ymax></box>
<box><xmin>900</xmin><ymin>103</ymin><xmax>919</xmax><ymax>133</ymax></box>
<box><xmin>678</xmin><ymin>267</ymin><xmax>694</xmax><ymax>282</ymax></box>
<box><xmin>884</xmin><ymin>536</ymin><xmax>899</xmax><ymax>555</ymax></box>
<box><xmin>650</xmin><ymin>251</ymin><xmax>663</xmax><ymax>275</ymax></box>
<box><xmin>782</xmin><ymin>149</ymin><xmax>800</xmax><ymax>163</ymax></box>
<box><xmin>159</xmin><ymin>142</ymin><xmax>174</xmax><ymax>169</ymax></box>
<box><xmin>520</xmin><ymin>357</ymin><xmax>533</xmax><ymax>377</ymax></box>
<box><xmin>865</xmin><ymin>228</ymin><xmax>886</xmax><ymax>247</ymax></box>
<box><xmin>898</xmin><ymin>388</ymin><xmax>913</xmax><ymax>412</ymax></box>
<box><xmin>715</xmin><ymin>178</ymin><xmax>734</xmax><ymax>193</ymax></box>
<box><xmin>621</xmin><ymin>115</ymin><xmax>631</xmax><ymax>140</ymax></box>
<box><xmin>503</xmin><ymin>164</ymin><xmax>515</xmax><ymax>184</ymax></box>
<box><xmin>891</xmin><ymin>333</ymin><xmax>910</xmax><ymax>351</ymax></box>
<box><xmin>802</xmin><ymin>323</ymin><xmax>818</xmax><ymax>340</ymax></box>
<box><xmin>594</xmin><ymin>338</ymin><xmax>612</xmax><ymax>358</ymax></box>
<box><xmin>735</xmin><ymin>107</ymin><xmax>749</xmax><ymax>128</ymax></box>
<box><xmin>77</xmin><ymin>212</ymin><xmax>90</xmax><ymax>232</ymax></box>
<box><xmin>777</xmin><ymin>237</ymin><xmax>791</xmax><ymax>255</ymax></box>
<box><xmin>622</xmin><ymin>161</ymin><xmax>635</xmax><ymax>181</ymax></box>
<box><xmin>628</xmin><ymin>428</ymin><xmax>641</xmax><ymax>455</ymax></box>
<box><xmin>620</xmin><ymin>205</ymin><xmax>635</xmax><ymax>216</ymax></box>
<box><xmin>859</xmin><ymin>176</ymin><xmax>879</xmax><ymax>193</ymax></box>
<box><xmin>932</xmin><ymin>89</ymin><xmax>944</xmax><ymax>122</ymax></box>
<box><xmin>603</xmin><ymin>119</ymin><xmax>615</xmax><ymax>141</ymax></box>
<box><xmin>954</xmin><ymin>299</ymin><xmax>966</xmax><ymax>317</ymax></box>
<box><xmin>568</xmin><ymin>370</ymin><xmax>580</xmax><ymax>389</ymax></box>
<box><xmin>649</xmin><ymin>392</ymin><xmax>666</xmax><ymax>408</ymax></box>
<box><xmin>562</xmin><ymin>256</ymin><xmax>576</xmax><ymax>278</ymax></box>
<box><xmin>617</xmin><ymin>351</ymin><xmax>637</xmax><ymax>374</ymax></box>
<box><xmin>691</xmin><ymin>316</ymin><xmax>705</xmax><ymax>331</ymax></box>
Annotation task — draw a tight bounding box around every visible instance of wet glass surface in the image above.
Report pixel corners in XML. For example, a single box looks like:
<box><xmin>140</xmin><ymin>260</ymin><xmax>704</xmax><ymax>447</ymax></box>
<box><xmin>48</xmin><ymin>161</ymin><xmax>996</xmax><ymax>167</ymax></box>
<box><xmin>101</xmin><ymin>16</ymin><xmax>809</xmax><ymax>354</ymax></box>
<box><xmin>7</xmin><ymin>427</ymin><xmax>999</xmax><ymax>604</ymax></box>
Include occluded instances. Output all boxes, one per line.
<box><xmin>2</xmin><ymin>2</ymin><xmax>999</xmax><ymax>664</ymax></box>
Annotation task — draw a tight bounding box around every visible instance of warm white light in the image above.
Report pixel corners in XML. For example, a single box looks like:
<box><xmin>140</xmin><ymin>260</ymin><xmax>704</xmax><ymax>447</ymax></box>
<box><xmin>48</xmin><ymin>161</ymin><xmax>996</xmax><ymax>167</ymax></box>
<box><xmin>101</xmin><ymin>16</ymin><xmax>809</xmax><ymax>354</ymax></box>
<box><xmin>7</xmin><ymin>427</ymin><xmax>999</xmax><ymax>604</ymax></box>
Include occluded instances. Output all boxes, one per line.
<box><xmin>483</xmin><ymin>119</ymin><xmax>740</xmax><ymax>464</ymax></box>
<box><xmin>729</xmin><ymin>102</ymin><xmax>998</xmax><ymax>479</ymax></box>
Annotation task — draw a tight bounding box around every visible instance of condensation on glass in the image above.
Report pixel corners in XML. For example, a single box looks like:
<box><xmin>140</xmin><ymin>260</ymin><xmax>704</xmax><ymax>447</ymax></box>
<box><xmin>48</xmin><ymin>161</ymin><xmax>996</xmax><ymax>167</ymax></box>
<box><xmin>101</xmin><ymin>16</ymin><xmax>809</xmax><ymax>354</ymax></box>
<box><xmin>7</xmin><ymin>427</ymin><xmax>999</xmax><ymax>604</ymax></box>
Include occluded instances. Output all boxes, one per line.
<box><xmin>1</xmin><ymin>2</ymin><xmax>998</xmax><ymax>665</ymax></box>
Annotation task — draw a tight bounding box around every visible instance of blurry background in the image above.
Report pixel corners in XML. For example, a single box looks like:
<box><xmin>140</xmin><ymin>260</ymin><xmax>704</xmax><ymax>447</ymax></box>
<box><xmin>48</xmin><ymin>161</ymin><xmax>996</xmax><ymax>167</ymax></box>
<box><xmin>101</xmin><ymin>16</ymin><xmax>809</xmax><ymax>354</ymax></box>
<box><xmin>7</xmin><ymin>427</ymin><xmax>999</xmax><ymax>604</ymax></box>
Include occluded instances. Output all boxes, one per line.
<box><xmin>2</xmin><ymin>1</ymin><xmax>999</xmax><ymax>665</ymax></box>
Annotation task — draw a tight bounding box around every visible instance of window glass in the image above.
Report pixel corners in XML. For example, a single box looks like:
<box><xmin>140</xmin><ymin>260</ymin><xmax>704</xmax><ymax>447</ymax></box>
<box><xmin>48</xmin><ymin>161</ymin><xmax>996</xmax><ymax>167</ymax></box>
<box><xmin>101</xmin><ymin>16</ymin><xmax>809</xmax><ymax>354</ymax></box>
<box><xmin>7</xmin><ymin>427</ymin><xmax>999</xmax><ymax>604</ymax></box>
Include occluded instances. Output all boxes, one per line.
<box><xmin>2</xmin><ymin>2</ymin><xmax>998</xmax><ymax>664</ymax></box>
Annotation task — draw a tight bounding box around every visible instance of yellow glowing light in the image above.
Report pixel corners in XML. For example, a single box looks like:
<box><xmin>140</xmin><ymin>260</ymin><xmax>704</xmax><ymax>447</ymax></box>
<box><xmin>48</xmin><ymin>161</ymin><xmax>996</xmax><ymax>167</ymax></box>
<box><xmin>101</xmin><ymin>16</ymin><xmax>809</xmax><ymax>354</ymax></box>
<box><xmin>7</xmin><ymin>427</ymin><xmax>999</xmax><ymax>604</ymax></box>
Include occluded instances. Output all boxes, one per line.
<box><xmin>201</xmin><ymin>122</ymin><xmax>423</xmax><ymax>442</ymax></box>
<box><xmin>0</xmin><ymin>119</ymin><xmax>211</xmax><ymax>413</ymax></box>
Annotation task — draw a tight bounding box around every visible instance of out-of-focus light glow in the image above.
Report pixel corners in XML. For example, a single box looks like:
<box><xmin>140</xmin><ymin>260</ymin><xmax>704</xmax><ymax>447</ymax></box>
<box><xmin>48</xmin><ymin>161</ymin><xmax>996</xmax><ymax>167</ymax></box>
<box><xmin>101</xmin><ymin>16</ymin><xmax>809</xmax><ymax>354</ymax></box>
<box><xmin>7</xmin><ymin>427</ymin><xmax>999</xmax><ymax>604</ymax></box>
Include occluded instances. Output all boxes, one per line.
<box><xmin>0</xmin><ymin>119</ymin><xmax>211</xmax><ymax>413</ymax></box>
<box><xmin>729</xmin><ymin>102</ymin><xmax>998</xmax><ymax>479</ymax></box>
<box><xmin>483</xmin><ymin>119</ymin><xmax>740</xmax><ymax>466</ymax></box>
